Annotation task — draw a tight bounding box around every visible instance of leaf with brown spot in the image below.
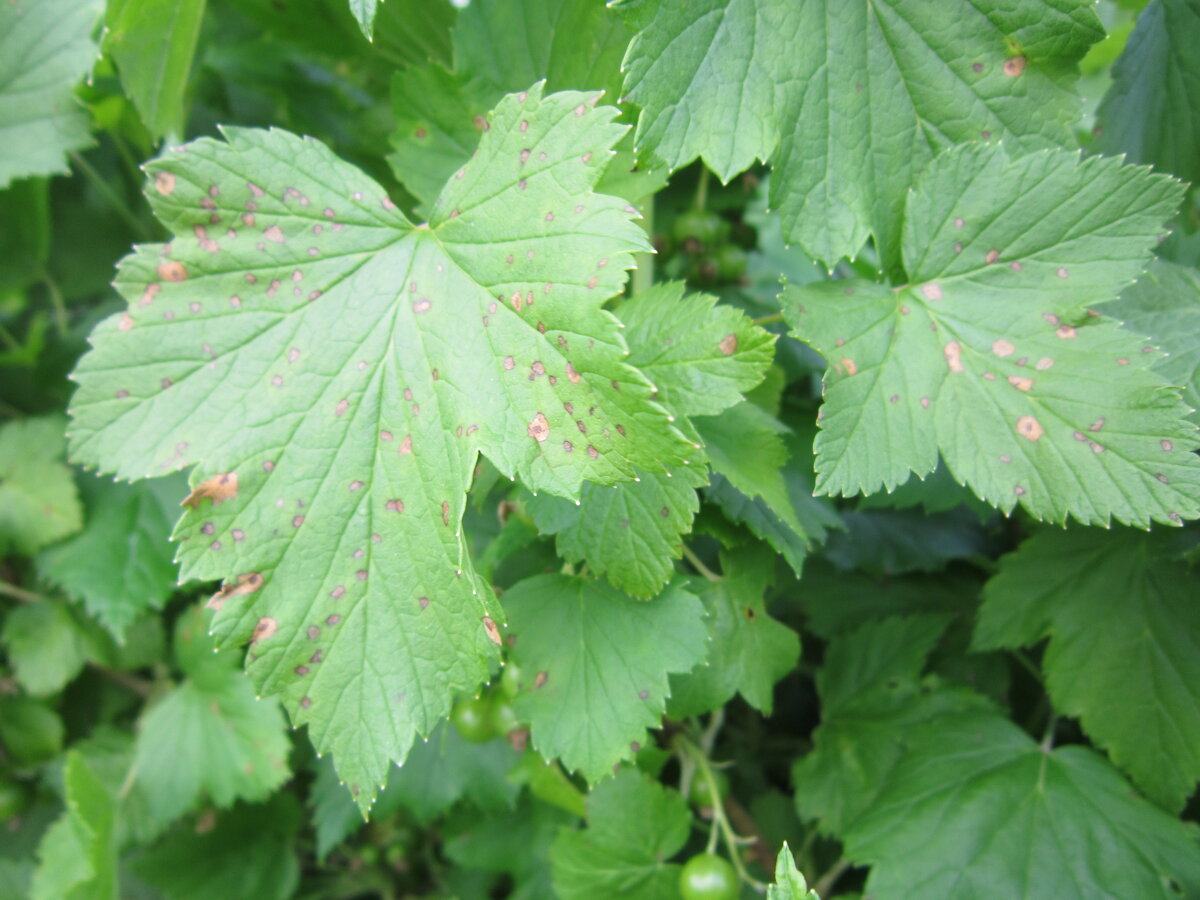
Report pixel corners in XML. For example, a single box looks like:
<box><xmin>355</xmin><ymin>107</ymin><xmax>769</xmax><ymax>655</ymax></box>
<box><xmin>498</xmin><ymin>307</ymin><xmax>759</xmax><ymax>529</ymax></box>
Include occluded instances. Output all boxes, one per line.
<box><xmin>503</xmin><ymin>575</ymin><xmax>706</xmax><ymax>782</ymax></box>
<box><xmin>782</xmin><ymin>143</ymin><xmax>1200</xmax><ymax>527</ymax></box>
<box><xmin>181</xmin><ymin>472</ymin><xmax>239</xmax><ymax>509</ymax></box>
<box><xmin>67</xmin><ymin>85</ymin><xmax>687</xmax><ymax>815</ymax></box>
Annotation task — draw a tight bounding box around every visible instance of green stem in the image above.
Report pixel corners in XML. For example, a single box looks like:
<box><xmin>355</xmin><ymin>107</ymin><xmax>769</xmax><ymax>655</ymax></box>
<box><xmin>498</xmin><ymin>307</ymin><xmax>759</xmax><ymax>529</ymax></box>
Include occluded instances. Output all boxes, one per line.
<box><xmin>678</xmin><ymin>736</ymin><xmax>768</xmax><ymax>893</ymax></box>
<box><xmin>1040</xmin><ymin>713</ymin><xmax>1059</xmax><ymax>751</ymax></box>
<box><xmin>681</xmin><ymin>545</ymin><xmax>722</xmax><ymax>582</ymax></box>
<box><xmin>69</xmin><ymin>151</ymin><xmax>152</xmax><ymax>241</ymax></box>
<box><xmin>0</xmin><ymin>581</ymin><xmax>43</xmax><ymax>604</ymax></box>
<box><xmin>695</xmin><ymin>166</ymin><xmax>710</xmax><ymax>211</ymax></box>
<box><xmin>813</xmin><ymin>857</ymin><xmax>851</xmax><ymax>897</ymax></box>
<box><xmin>751</xmin><ymin>312</ymin><xmax>784</xmax><ymax>326</ymax></box>
<box><xmin>1012</xmin><ymin>648</ymin><xmax>1044</xmax><ymax>684</ymax></box>
<box><xmin>42</xmin><ymin>272</ymin><xmax>68</xmax><ymax>337</ymax></box>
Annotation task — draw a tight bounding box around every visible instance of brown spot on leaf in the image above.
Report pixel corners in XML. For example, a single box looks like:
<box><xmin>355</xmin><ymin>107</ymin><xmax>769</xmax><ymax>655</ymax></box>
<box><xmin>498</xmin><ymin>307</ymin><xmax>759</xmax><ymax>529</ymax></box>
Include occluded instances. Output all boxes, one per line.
<box><xmin>140</xmin><ymin>283</ymin><xmax>160</xmax><ymax>306</ymax></box>
<box><xmin>587</xmin><ymin>445</ymin><xmax>599</xmax><ymax>459</ymax></box>
<box><xmin>1016</xmin><ymin>415</ymin><xmax>1043</xmax><ymax>441</ymax></box>
<box><xmin>154</xmin><ymin>171</ymin><xmax>176</xmax><ymax>195</ymax></box>
<box><xmin>986</xmin><ymin>249</ymin><xmax>1000</xmax><ymax>265</ymax></box>
<box><xmin>921</xmin><ymin>283</ymin><xmax>943</xmax><ymax>301</ymax></box>
<box><xmin>1035</xmin><ymin>357</ymin><xmax>1053</xmax><ymax>371</ymax></box>
<box><xmin>483</xmin><ymin>616</ymin><xmax>502</xmax><ymax>645</ymax></box>
<box><xmin>1162</xmin><ymin>439</ymin><xmax>1174</xmax><ymax>451</ymax></box>
<box><xmin>157</xmin><ymin>260</ymin><xmax>188</xmax><ymax>282</ymax></box>
<box><xmin>398</xmin><ymin>435</ymin><xmax>413</xmax><ymax>454</ymax></box>
<box><xmin>386</xmin><ymin>499</ymin><xmax>405</xmax><ymax>513</ymax></box>
<box><xmin>992</xmin><ymin>339</ymin><xmax>1015</xmax><ymax>357</ymax></box>
<box><xmin>527</xmin><ymin>413</ymin><xmax>550</xmax><ymax>442</ymax></box>
<box><xmin>442</xmin><ymin>501</ymin><xmax>450</xmax><ymax>526</ymax></box>
<box><xmin>944</xmin><ymin>341</ymin><xmax>965</xmax><ymax>372</ymax></box>
<box><xmin>1089</xmin><ymin>417</ymin><xmax>1106</xmax><ymax>432</ymax></box>
<box><xmin>1056</xmin><ymin>326</ymin><xmax>1076</xmax><ymax>339</ymax></box>
<box><xmin>335</xmin><ymin>398</ymin><xmax>349</xmax><ymax>417</ymax></box>
<box><xmin>182</xmin><ymin>472</ymin><xmax>239</xmax><ymax>509</ymax></box>
<box><xmin>1057</xmin><ymin>267</ymin><xmax>1069</xmax><ymax>278</ymax></box>
<box><xmin>718</xmin><ymin>333</ymin><xmax>738</xmax><ymax>355</ymax></box>
<box><xmin>251</xmin><ymin>616</ymin><xmax>277</xmax><ymax>644</ymax></box>
<box><xmin>207</xmin><ymin>572</ymin><xmax>263</xmax><ymax>610</ymax></box>
<box><xmin>1004</xmin><ymin>56</ymin><xmax>1027</xmax><ymax>76</ymax></box>
<box><xmin>1008</xmin><ymin>376</ymin><xmax>1033</xmax><ymax>392</ymax></box>
<box><xmin>534</xmin><ymin>671</ymin><xmax>548</xmax><ymax>690</ymax></box>
<box><xmin>263</xmin><ymin>225</ymin><xmax>285</xmax><ymax>243</ymax></box>
<box><xmin>840</xmin><ymin>358</ymin><xmax>858</xmax><ymax>376</ymax></box>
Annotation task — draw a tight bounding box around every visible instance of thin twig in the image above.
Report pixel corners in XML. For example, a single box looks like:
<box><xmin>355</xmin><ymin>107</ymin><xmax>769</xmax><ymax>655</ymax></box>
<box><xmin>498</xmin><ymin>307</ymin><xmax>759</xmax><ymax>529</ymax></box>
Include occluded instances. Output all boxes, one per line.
<box><xmin>0</xmin><ymin>581</ymin><xmax>44</xmax><ymax>604</ymax></box>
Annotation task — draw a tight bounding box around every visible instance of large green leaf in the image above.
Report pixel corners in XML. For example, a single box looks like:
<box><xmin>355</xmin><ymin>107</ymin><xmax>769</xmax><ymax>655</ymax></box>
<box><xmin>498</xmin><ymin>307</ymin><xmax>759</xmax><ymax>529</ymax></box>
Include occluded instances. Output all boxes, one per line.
<box><xmin>1110</xmin><ymin>258</ymin><xmax>1200</xmax><ymax>424</ymax></box>
<box><xmin>974</xmin><ymin>527</ymin><xmax>1200</xmax><ymax>813</ymax></box>
<box><xmin>843</xmin><ymin>712</ymin><xmax>1200</xmax><ymax>898</ymax></box>
<box><xmin>1</xmin><ymin>600</ymin><xmax>94</xmax><ymax>697</ymax></box>
<box><xmin>104</xmin><ymin>0</ymin><xmax>206</xmax><ymax>142</ymax></box>
<box><xmin>503</xmin><ymin>575</ymin><xmax>706</xmax><ymax>782</ymax></box>
<box><xmin>0</xmin><ymin>416</ymin><xmax>82</xmax><ymax>555</ymax></box>
<box><xmin>621</xmin><ymin>0</ymin><xmax>1101</xmax><ymax>268</ymax></box>
<box><xmin>550</xmin><ymin>768</ymin><xmax>691</xmax><ymax>900</ymax></box>
<box><xmin>1095</xmin><ymin>0</ymin><xmax>1200</xmax><ymax>183</ymax></box>
<box><xmin>67</xmin><ymin>85</ymin><xmax>685</xmax><ymax>812</ymax></box>
<box><xmin>0</xmin><ymin>0</ymin><xmax>101</xmax><ymax>187</ymax></box>
<box><xmin>781</xmin><ymin>144</ymin><xmax>1200</xmax><ymax>526</ymax></box>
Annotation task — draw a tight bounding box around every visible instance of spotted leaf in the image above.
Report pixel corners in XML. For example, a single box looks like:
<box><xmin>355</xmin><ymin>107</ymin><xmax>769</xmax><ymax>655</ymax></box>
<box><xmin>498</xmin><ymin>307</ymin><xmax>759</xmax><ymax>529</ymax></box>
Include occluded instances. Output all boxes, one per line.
<box><xmin>782</xmin><ymin>144</ymin><xmax>1200</xmax><ymax>527</ymax></box>
<box><xmin>67</xmin><ymin>84</ymin><xmax>685</xmax><ymax>813</ymax></box>
<box><xmin>621</xmin><ymin>0</ymin><xmax>1102</xmax><ymax>270</ymax></box>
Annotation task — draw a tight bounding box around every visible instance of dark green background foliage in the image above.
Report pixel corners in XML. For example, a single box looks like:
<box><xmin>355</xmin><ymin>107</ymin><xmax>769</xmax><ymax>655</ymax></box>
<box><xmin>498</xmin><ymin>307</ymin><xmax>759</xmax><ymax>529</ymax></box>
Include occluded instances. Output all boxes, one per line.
<box><xmin>1</xmin><ymin>0</ymin><xmax>1199</xmax><ymax>897</ymax></box>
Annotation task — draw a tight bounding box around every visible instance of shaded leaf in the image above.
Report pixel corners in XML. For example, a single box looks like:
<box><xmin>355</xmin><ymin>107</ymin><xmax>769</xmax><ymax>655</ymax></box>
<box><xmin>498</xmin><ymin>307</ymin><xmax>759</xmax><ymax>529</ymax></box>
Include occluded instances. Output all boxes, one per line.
<box><xmin>974</xmin><ymin>526</ymin><xmax>1200</xmax><ymax>812</ymax></box>
<box><xmin>504</xmin><ymin>575</ymin><xmax>706</xmax><ymax>782</ymax></box>
<box><xmin>134</xmin><ymin>795</ymin><xmax>300</xmax><ymax>900</ymax></box>
<box><xmin>30</xmin><ymin>752</ymin><xmax>117</xmax><ymax>900</ymax></box>
<box><xmin>133</xmin><ymin>607</ymin><xmax>290</xmax><ymax>825</ymax></box>
<box><xmin>0</xmin><ymin>416</ymin><xmax>82</xmax><ymax>555</ymax></box>
<box><xmin>104</xmin><ymin>0</ymin><xmax>206</xmax><ymax>141</ymax></box>
<box><xmin>0</xmin><ymin>0</ymin><xmax>101</xmax><ymax>187</ymax></box>
<box><xmin>1</xmin><ymin>600</ymin><xmax>94</xmax><ymax>696</ymax></box>
<box><xmin>668</xmin><ymin>545</ymin><xmax>799</xmax><ymax>717</ymax></box>
<box><xmin>843</xmin><ymin>712</ymin><xmax>1200</xmax><ymax>898</ymax></box>
<box><xmin>1095</xmin><ymin>0</ymin><xmax>1200</xmax><ymax>183</ymax></box>
<box><xmin>37</xmin><ymin>474</ymin><xmax>182</xmax><ymax>640</ymax></box>
<box><xmin>551</xmin><ymin>768</ymin><xmax>691</xmax><ymax>900</ymax></box>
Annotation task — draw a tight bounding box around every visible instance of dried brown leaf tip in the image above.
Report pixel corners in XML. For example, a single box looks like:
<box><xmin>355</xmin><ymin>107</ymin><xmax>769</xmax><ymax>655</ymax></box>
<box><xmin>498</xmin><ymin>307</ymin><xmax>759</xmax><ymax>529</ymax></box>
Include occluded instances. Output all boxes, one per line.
<box><xmin>207</xmin><ymin>572</ymin><xmax>264</xmax><ymax>610</ymax></box>
<box><xmin>182</xmin><ymin>472</ymin><xmax>239</xmax><ymax>509</ymax></box>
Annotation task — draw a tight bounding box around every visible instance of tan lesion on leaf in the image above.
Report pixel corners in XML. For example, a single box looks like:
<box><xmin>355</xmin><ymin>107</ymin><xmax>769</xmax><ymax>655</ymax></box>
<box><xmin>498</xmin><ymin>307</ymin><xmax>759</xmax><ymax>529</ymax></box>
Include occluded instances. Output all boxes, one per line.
<box><xmin>718</xmin><ymin>334</ymin><xmax>738</xmax><ymax>355</ymax></box>
<box><xmin>182</xmin><ymin>472</ymin><xmax>239</xmax><ymax>509</ymax></box>
<box><xmin>207</xmin><ymin>572</ymin><xmax>264</xmax><ymax>610</ymax></box>
<box><xmin>1016</xmin><ymin>415</ymin><xmax>1043</xmax><ymax>441</ymax></box>
<box><xmin>527</xmin><ymin>413</ymin><xmax>550</xmax><ymax>442</ymax></box>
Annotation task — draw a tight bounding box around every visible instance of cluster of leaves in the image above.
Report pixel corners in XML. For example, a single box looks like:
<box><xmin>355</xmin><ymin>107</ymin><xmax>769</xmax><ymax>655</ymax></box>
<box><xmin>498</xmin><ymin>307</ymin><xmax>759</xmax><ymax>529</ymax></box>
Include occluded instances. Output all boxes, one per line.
<box><xmin>1</xmin><ymin>0</ymin><xmax>1199</xmax><ymax>898</ymax></box>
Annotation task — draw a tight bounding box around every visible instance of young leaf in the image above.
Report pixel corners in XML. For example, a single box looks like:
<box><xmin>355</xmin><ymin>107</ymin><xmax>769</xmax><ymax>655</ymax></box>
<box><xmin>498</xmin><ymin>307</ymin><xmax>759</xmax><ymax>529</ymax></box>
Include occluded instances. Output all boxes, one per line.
<box><xmin>620</xmin><ymin>281</ymin><xmax>776</xmax><ymax>417</ymax></box>
<box><xmin>1110</xmin><ymin>258</ymin><xmax>1200</xmax><ymax>423</ymax></box>
<box><xmin>622</xmin><ymin>1</ymin><xmax>1101</xmax><ymax>267</ymax></box>
<box><xmin>793</xmin><ymin>614</ymin><xmax>990</xmax><ymax>834</ymax></box>
<box><xmin>668</xmin><ymin>546</ymin><xmax>799</xmax><ymax>717</ymax></box>
<box><xmin>527</xmin><ymin>462</ymin><xmax>707</xmax><ymax>598</ymax></box>
<box><xmin>782</xmin><ymin>144</ymin><xmax>1200</xmax><ymax>526</ymax></box>
<box><xmin>550</xmin><ymin>767</ymin><xmax>691</xmax><ymax>900</ymax></box>
<box><xmin>30</xmin><ymin>752</ymin><xmax>118</xmax><ymax>900</ymax></box>
<box><xmin>67</xmin><ymin>84</ymin><xmax>684</xmax><ymax>812</ymax></box>
<box><xmin>503</xmin><ymin>575</ymin><xmax>706</xmax><ymax>782</ymax></box>
<box><xmin>37</xmin><ymin>475</ymin><xmax>182</xmax><ymax>640</ymax></box>
<box><xmin>974</xmin><ymin>527</ymin><xmax>1200</xmax><ymax>813</ymax></box>
<box><xmin>0</xmin><ymin>417</ymin><xmax>83</xmax><ymax>555</ymax></box>
<box><xmin>843</xmin><ymin>712</ymin><xmax>1200</xmax><ymax>898</ymax></box>
<box><xmin>133</xmin><ymin>607</ymin><xmax>290</xmax><ymax>824</ymax></box>
<box><xmin>767</xmin><ymin>843</ymin><xmax>820</xmax><ymax>900</ymax></box>
<box><xmin>1095</xmin><ymin>0</ymin><xmax>1200</xmax><ymax>182</ymax></box>
<box><xmin>104</xmin><ymin>0</ymin><xmax>205</xmax><ymax>141</ymax></box>
<box><xmin>134</xmin><ymin>795</ymin><xmax>301</xmax><ymax>900</ymax></box>
<box><xmin>0</xmin><ymin>0</ymin><xmax>101</xmax><ymax>187</ymax></box>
